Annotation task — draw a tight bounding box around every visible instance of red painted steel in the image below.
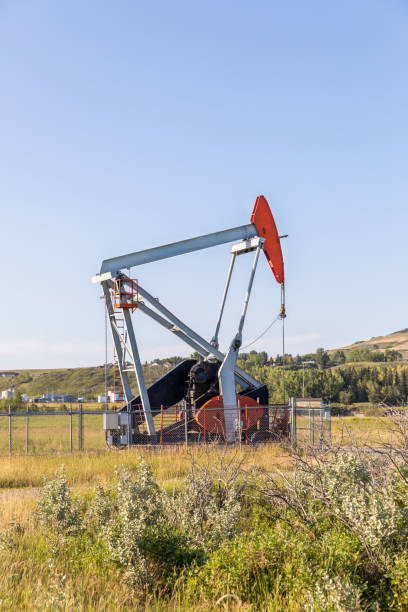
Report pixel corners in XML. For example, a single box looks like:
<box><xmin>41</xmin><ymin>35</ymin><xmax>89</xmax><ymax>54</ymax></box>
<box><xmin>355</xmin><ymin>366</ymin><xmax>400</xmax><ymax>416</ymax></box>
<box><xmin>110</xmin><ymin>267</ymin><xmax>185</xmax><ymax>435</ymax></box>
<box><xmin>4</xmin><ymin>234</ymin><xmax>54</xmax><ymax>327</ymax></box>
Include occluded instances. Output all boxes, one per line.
<box><xmin>195</xmin><ymin>394</ymin><xmax>264</xmax><ymax>434</ymax></box>
<box><xmin>251</xmin><ymin>195</ymin><xmax>284</xmax><ymax>284</ymax></box>
<box><xmin>113</xmin><ymin>278</ymin><xmax>139</xmax><ymax>311</ymax></box>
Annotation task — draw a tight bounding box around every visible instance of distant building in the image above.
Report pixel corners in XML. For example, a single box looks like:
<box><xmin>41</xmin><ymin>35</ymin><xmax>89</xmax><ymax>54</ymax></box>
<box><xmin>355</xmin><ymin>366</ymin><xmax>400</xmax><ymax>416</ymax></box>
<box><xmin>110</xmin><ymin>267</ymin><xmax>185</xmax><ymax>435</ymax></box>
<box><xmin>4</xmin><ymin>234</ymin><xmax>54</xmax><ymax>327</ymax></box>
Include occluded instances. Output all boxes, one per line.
<box><xmin>108</xmin><ymin>390</ymin><xmax>121</xmax><ymax>402</ymax></box>
<box><xmin>22</xmin><ymin>394</ymin><xmax>29</xmax><ymax>402</ymax></box>
<box><xmin>31</xmin><ymin>393</ymin><xmax>76</xmax><ymax>403</ymax></box>
<box><xmin>0</xmin><ymin>372</ymin><xmax>18</xmax><ymax>378</ymax></box>
<box><xmin>97</xmin><ymin>395</ymin><xmax>108</xmax><ymax>404</ymax></box>
<box><xmin>1</xmin><ymin>388</ymin><xmax>15</xmax><ymax>399</ymax></box>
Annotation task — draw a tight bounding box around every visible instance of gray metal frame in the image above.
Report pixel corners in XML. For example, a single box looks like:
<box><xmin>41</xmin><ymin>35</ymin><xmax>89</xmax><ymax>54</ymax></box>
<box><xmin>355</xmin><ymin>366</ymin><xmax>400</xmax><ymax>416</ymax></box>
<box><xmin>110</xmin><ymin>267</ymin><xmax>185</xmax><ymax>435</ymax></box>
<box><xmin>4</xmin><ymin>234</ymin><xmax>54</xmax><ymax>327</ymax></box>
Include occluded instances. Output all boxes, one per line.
<box><xmin>98</xmin><ymin>223</ymin><xmax>256</xmax><ymax>275</ymax></box>
<box><xmin>211</xmin><ymin>253</ymin><xmax>236</xmax><ymax>349</ymax></box>
<box><xmin>93</xmin><ymin>222</ymin><xmax>272</xmax><ymax>443</ymax></box>
<box><xmin>219</xmin><ymin>243</ymin><xmax>263</xmax><ymax>441</ymax></box>
<box><xmin>101</xmin><ymin>282</ymin><xmax>132</xmax><ymax>403</ymax></box>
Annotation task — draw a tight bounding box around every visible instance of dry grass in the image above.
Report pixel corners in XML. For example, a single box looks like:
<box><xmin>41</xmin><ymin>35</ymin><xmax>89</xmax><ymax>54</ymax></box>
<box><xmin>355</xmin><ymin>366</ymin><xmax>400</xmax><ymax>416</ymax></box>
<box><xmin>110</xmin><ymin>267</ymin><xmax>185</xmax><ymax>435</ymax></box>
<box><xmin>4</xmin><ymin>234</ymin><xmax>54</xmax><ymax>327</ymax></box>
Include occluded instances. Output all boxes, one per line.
<box><xmin>0</xmin><ymin>414</ymin><xmax>396</xmax><ymax>536</ymax></box>
<box><xmin>0</xmin><ymin>444</ymin><xmax>291</xmax><ymax>535</ymax></box>
<box><xmin>0</xmin><ymin>443</ymin><xmax>291</xmax><ymax>490</ymax></box>
<box><xmin>0</xmin><ymin>414</ymin><xmax>404</xmax><ymax>611</ymax></box>
<box><xmin>331</xmin><ymin>415</ymin><xmax>397</xmax><ymax>446</ymax></box>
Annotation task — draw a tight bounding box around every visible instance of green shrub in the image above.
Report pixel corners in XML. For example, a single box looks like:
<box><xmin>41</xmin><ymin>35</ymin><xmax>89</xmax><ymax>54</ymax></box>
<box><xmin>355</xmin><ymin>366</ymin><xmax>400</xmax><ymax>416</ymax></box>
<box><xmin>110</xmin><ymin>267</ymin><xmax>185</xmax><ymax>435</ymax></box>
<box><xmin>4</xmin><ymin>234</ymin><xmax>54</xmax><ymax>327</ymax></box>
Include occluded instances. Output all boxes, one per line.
<box><xmin>35</xmin><ymin>466</ymin><xmax>82</xmax><ymax>537</ymax></box>
<box><xmin>23</xmin><ymin>443</ymin><xmax>408</xmax><ymax>609</ymax></box>
<box><xmin>163</xmin><ymin>461</ymin><xmax>243</xmax><ymax>551</ymax></box>
<box><xmin>88</xmin><ymin>461</ymin><xmax>203</xmax><ymax>589</ymax></box>
<box><xmin>182</xmin><ymin>522</ymin><xmax>367</xmax><ymax>609</ymax></box>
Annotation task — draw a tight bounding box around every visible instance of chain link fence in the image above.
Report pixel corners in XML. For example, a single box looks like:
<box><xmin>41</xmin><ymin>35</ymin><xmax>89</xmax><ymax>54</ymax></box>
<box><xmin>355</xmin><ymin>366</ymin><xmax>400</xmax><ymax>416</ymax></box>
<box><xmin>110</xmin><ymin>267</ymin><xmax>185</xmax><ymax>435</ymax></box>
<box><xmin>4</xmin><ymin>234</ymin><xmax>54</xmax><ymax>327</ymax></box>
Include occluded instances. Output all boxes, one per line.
<box><xmin>290</xmin><ymin>398</ymin><xmax>331</xmax><ymax>448</ymax></box>
<box><xmin>0</xmin><ymin>399</ymin><xmax>331</xmax><ymax>455</ymax></box>
<box><xmin>106</xmin><ymin>403</ymin><xmax>291</xmax><ymax>447</ymax></box>
<box><xmin>0</xmin><ymin>404</ymin><xmax>106</xmax><ymax>455</ymax></box>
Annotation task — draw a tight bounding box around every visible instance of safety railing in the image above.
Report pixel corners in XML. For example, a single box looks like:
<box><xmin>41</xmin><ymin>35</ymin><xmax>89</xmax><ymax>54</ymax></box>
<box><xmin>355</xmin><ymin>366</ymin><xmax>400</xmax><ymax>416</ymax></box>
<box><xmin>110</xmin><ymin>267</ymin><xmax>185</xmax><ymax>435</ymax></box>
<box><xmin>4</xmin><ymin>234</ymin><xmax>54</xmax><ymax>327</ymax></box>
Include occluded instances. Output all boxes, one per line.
<box><xmin>106</xmin><ymin>403</ymin><xmax>291</xmax><ymax>447</ymax></box>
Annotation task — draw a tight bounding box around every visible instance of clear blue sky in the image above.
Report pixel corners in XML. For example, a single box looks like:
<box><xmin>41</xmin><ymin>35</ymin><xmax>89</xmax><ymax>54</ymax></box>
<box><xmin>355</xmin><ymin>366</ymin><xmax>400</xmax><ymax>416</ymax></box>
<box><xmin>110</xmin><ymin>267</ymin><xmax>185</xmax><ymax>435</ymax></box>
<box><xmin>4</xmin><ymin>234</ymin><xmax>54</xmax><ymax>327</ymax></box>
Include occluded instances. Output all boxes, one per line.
<box><xmin>0</xmin><ymin>0</ymin><xmax>407</xmax><ymax>369</ymax></box>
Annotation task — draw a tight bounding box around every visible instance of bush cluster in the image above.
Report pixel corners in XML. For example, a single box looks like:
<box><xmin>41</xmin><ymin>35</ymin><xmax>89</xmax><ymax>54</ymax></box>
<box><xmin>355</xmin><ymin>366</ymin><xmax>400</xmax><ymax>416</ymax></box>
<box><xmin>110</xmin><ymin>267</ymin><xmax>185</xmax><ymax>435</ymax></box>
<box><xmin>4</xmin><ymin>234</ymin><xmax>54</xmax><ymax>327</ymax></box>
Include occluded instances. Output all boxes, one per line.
<box><xmin>2</xmin><ymin>427</ymin><xmax>408</xmax><ymax>610</ymax></box>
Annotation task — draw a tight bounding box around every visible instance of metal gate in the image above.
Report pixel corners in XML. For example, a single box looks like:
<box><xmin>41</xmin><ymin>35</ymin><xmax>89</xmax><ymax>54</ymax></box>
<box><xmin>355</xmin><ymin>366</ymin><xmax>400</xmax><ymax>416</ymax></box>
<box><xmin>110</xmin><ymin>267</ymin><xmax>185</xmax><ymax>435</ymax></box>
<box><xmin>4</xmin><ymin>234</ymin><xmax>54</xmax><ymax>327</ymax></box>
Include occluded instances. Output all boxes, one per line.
<box><xmin>290</xmin><ymin>398</ymin><xmax>331</xmax><ymax>448</ymax></box>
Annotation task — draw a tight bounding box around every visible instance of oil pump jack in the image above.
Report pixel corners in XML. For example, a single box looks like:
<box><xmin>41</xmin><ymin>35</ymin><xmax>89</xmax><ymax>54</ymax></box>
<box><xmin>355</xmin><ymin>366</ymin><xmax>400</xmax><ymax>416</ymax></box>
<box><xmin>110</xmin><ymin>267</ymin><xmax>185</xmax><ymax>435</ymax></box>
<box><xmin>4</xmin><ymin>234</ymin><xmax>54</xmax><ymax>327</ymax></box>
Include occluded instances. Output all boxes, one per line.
<box><xmin>92</xmin><ymin>195</ymin><xmax>286</xmax><ymax>445</ymax></box>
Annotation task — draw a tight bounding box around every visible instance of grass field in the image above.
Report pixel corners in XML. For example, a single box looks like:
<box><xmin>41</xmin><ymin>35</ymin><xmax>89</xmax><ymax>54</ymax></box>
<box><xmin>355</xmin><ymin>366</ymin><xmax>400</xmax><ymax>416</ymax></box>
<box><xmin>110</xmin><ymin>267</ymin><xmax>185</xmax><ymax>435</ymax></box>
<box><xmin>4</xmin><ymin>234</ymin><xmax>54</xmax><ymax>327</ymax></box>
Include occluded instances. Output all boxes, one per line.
<box><xmin>0</xmin><ymin>408</ymin><xmax>398</xmax><ymax>456</ymax></box>
<box><xmin>0</xmin><ymin>413</ymin><xmax>398</xmax><ymax>524</ymax></box>
<box><xmin>0</xmin><ymin>413</ymin><xmax>406</xmax><ymax>610</ymax></box>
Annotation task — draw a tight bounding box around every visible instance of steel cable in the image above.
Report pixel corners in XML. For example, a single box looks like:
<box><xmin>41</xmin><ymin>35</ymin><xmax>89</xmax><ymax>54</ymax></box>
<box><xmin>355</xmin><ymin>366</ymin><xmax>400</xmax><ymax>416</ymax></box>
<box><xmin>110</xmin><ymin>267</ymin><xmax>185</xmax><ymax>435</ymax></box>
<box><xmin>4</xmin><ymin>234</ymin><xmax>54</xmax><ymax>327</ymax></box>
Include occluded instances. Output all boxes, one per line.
<box><xmin>241</xmin><ymin>315</ymin><xmax>280</xmax><ymax>350</ymax></box>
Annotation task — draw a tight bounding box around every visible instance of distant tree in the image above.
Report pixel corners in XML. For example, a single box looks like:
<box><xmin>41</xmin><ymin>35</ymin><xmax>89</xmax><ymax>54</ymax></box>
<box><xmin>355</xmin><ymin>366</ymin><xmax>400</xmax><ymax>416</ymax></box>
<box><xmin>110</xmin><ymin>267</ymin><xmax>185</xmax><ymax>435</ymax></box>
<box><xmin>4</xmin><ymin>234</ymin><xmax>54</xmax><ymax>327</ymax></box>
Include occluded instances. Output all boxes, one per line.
<box><xmin>346</xmin><ymin>348</ymin><xmax>382</xmax><ymax>363</ymax></box>
<box><xmin>300</xmin><ymin>352</ymin><xmax>316</xmax><ymax>362</ymax></box>
<box><xmin>366</xmin><ymin>380</ymin><xmax>381</xmax><ymax>404</ymax></box>
<box><xmin>13</xmin><ymin>391</ymin><xmax>24</xmax><ymax>411</ymax></box>
<box><xmin>385</xmin><ymin>349</ymin><xmax>403</xmax><ymax>362</ymax></box>
<box><xmin>339</xmin><ymin>390</ymin><xmax>354</xmax><ymax>405</ymax></box>
<box><xmin>331</xmin><ymin>350</ymin><xmax>346</xmax><ymax>364</ymax></box>
<box><xmin>315</xmin><ymin>348</ymin><xmax>329</xmax><ymax>369</ymax></box>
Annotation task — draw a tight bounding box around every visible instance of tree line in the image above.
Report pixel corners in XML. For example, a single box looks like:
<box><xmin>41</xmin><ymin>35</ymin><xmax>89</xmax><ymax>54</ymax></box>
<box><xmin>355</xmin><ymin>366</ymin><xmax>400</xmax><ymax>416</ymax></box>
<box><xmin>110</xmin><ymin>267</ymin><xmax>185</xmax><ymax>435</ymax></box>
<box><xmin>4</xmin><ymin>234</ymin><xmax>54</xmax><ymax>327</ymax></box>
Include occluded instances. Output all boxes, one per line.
<box><xmin>236</xmin><ymin>349</ymin><xmax>407</xmax><ymax>404</ymax></box>
<box><xmin>240</xmin><ymin>362</ymin><xmax>408</xmax><ymax>404</ymax></box>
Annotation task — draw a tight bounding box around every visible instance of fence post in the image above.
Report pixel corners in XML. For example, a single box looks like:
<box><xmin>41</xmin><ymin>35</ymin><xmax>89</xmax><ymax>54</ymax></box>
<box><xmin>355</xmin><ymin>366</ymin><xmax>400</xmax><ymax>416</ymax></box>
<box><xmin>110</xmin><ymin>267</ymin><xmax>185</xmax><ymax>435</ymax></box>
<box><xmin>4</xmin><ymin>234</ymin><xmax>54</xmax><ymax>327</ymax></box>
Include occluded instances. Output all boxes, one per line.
<box><xmin>78</xmin><ymin>402</ymin><xmax>83</xmax><ymax>451</ymax></box>
<box><xmin>319</xmin><ymin>403</ymin><xmax>324</xmax><ymax>450</ymax></box>
<box><xmin>127</xmin><ymin>402</ymin><xmax>131</xmax><ymax>449</ymax></box>
<box><xmin>160</xmin><ymin>405</ymin><xmax>163</xmax><ymax>445</ymax></box>
<box><xmin>290</xmin><ymin>397</ymin><xmax>296</xmax><ymax>447</ymax></box>
<box><xmin>312</xmin><ymin>404</ymin><xmax>315</xmax><ymax>446</ymax></box>
<box><xmin>8</xmin><ymin>404</ymin><xmax>12</xmax><ymax>456</ymax></box>
<box><xmin>70</xmin><ymin>403</ymin><xmax>73</xmax><ymax>453</ymax></box>
<box><xmin>184</xmin><ymin>400</ymin><xmax>188</xmax><ymax>448</ymax></box>
<box><xmin>327</xmin><ymin>403</ymin><xmax>332</xmax><ymax>445</ymax></box>
<box><xmin>245</xmin><ymin>406</ymin><xmax>248</xmax><ymax>445</ymax></box>
<box><xmin>329</xmin><ymin>403</ymin><xmax>332</xmax><ymax>444</ymax></box>
<box><xmin>237</xmin><ymin>399</ymin><xmax>242</xmax><ymax>449</ymax></box>
<box><xmin>26</xmin><ymin>403</ymin><xmax>29</xmax><ymax>454</ymax></box>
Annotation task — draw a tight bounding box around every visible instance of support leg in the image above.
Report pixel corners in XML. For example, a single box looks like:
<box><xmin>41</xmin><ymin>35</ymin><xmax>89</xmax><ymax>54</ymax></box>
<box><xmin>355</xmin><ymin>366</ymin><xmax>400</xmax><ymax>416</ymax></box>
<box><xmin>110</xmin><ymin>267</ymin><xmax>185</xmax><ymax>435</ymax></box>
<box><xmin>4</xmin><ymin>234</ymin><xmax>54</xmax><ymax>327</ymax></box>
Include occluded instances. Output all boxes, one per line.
<box><xmin>123</xmin><ymin>308</ymin><xmax>156</xmax><ymax>438</ymax></box>
<box><xmin>219</xmin><ymin>245</ymin><xmax>262</xmax><ymax>442</ymax></box>
<box><xmin>102</xmin><ymin>281</ymin><xmax>133</xmax><ymax>403</ymax></box>
<box><xmin>211</xmin><ymin>253</ymin><xmax>236</xmax><ymax>349</ymax></box>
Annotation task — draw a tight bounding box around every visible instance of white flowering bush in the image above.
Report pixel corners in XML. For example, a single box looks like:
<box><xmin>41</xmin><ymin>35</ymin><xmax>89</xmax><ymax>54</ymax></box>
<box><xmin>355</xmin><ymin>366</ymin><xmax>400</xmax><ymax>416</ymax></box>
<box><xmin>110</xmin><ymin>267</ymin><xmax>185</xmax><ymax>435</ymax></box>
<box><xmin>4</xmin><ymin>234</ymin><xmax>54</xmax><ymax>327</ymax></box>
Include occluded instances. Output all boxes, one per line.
<box><xmin>35</xmin><ymin>466</ymin><xmax>82</xmax><ymax>537</ymax></box>
<box><xmin>25</xmin><ymin>427</ymin><xmax>408</xmax><ymax>610</ymax></box>
<box><xmin>87</xmin><ymin>480</ymin><xmax>113</xmax><ymax>530</ymax></box>
<box><xmin>95</xmin><ymin>462</ymin><xmax>162</xmax><ymax>587</ymax></box>
<box><xmin>306</xmin><ymin>573</ymin><xmax>362</xmax><ymax>612</ymax></box>
<box><xmin>164</xmin><ymin>466</ymin><xmax>242</xmax><ymax>550</ymax></box>
<box><xmin>0</xmin><ymin>518</ymin><xmax>23</xmax><ymax>551</ymax></box>
<box><xmin>297</xmin><ymin>453</ymin><xmax>402</xmax><ymax>553</ymax></box>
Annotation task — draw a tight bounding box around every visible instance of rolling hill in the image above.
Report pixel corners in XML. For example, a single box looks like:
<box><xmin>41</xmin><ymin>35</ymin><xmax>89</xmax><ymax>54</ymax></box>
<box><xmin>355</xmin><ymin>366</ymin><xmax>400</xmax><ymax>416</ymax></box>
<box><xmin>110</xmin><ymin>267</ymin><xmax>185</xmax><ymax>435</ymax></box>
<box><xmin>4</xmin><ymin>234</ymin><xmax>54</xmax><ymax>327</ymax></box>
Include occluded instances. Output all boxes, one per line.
<box><xmin>0</xmin><ymin>363</ymin><xmax>171</xmax><ymax>401</ymax></box>
<box><xmin>2</xmin><ymin>328</ymin><xmax>408</xmax><ymax>401</ymax></box>
<box><xmin>331</xmin><ymin>328</ymin><xmax>408</xmax><ymax>356</ymax></box>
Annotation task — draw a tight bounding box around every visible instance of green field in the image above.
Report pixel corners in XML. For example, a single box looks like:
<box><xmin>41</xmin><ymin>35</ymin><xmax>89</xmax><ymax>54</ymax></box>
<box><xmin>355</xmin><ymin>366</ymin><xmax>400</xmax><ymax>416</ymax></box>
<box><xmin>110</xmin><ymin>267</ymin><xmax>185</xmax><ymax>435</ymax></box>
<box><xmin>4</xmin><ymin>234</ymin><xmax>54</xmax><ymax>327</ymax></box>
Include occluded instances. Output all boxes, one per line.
<box><xmin>0</xmin><ymin>408</ymin><xmax>398</xmax><ymax>457</ymax></box>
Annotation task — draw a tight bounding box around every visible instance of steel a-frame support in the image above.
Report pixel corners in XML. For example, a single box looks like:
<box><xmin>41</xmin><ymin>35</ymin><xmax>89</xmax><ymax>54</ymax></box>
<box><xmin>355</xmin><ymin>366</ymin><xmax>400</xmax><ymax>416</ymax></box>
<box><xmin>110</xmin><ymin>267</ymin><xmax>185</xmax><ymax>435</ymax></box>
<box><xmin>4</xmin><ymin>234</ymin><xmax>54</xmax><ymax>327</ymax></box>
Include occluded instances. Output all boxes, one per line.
<box><xmin>102</xmin><ymin>282</ymin><xmax>133</xmax><ymax>403</ymax></box>
<box><xmin>136</xmin><ymin>282</ymin><xmax>261</xmax><ymax>389</ymax></box>
<box><xmin>219</xmin><ymin>242</ymin><xmax>263</xmax><ymax>441</ymax></box>
<box><xmin>102</xmin><ymin>280</ymin><xmax>156</xmax><ymax>439</ymax></box>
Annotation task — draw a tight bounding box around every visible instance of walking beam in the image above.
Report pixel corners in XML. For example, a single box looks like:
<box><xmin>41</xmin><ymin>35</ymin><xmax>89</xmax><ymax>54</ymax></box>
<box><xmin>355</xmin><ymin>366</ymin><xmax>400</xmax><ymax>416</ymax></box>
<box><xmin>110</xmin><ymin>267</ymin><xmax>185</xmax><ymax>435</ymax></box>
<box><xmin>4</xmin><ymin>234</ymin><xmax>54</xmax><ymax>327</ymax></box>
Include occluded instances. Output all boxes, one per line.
<box><xmin>99</xmin><ymin>224</ymin><xmax>256</xmax><ymax>275</ymax></box>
